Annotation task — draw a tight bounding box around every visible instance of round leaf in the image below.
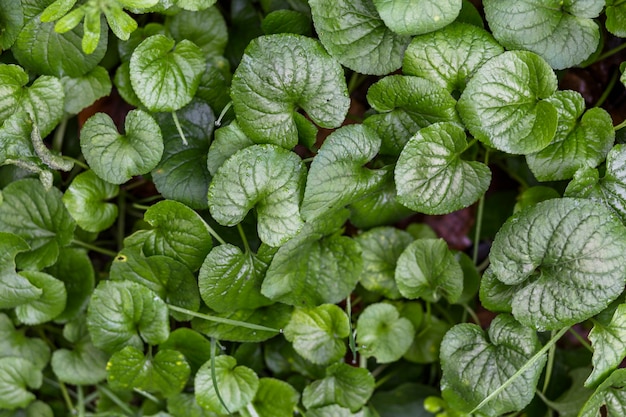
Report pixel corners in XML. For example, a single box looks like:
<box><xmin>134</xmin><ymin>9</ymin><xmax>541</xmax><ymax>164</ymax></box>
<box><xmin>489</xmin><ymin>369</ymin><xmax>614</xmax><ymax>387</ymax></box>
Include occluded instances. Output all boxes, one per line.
<box><xmin>14</xmin><ymin>271</ymin><xmax>67</xmax><ymax>325</ymax></box>
<box><xmin>81</xmin><ymin>110</ymin><xmax>163</xmax><ymax>185</ymax></box>
<box><xmin>489</xmin><ymin>198</ymin><xmax>626</xmax><ymax>331</ymax></box>
<box><xmin>356</xmin><ymin>303</ymin><xmax>414</xmax><ymax>363</ymax></box>
<box><xmin>129</xmin><ymin>34</ymin><xmax>205</xmax><ymax>112</ymax></box>
<box><xmin>0</xmin><ymin>313</ymin><xmax>50</xmax><ymax>371</ymax></box>
<box><xmin>0</xmin><ymin>233</ymin><xmax>40</xmax><ymax>308</ymax></box>
<box><xmin>62</xmin><ymin>170</ymin><xmax>119</xmax><ymax>233</ymax></box>
<box><xmin>0</xmin><ymin>357</ymin><xmax>42</xmax><ymax>410</ymax></box>
<box><xmin>161</xmin><ymin>328</ymin><xmax>212</xmax><ymax>374</ymax></box>
<box><xmin>241</xmin><ymin>378</ymin><xmax>300</xmax><ymax>417</ymax></box>
<box><xmin>60</xmin><ymin>66</ymin><xmax>112</xmax><ymax>115</ymax></box>
<box><xmin>208</xmin><ymin>144</ymin><xmax>306</xmax><ymax>247</ymax></box>
<box><xmin>167</xmin><ymin>7</ymin><xmax>227</xmax><ymax>58</ymax></box>
<box><xmin>606</xmin><ymin>0</ymin><xmax>626</xmax><ymax>37</ymax></box>
<box><xmin>373</xmin><ymin>0</ymin><xmax>461</xmax><ymax>35</ymax></box>
<box><xmin>303</xmin><ymin>363</ymin><xmax>375</xmax><ymax>411</ymax></box>
<box><xmin>207</xmin><ymin>121</ymin><xmax>254</xmax><ymax>176</ymax></box>
<box><xmin>231</xmin><ymin>34</ymin><xmax>349</xmax><ymax>149</ymax></box>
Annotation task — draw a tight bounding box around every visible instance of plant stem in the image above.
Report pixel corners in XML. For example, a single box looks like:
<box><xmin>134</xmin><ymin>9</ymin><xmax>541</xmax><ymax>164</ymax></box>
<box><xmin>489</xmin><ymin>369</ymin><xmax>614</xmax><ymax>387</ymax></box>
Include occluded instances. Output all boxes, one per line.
<box><xmin>568</xmin><ymin>327</ymin><xmax>593</xmax><ymax>352</ymax></box>
<box><xmin>246</xmin><ymin>402</ymin><xmax>261</xmax><ymax>417</ymax></box>
<box><xmin>473</xmin><ymin>150</ymin><xmax>489</xmax><ymax>265</ymax></box>
<box><xmin>77</xmin><ymin>385</ymin><xmax>86</xmax><ymax>417</ymax></box>
<box><xmin>117</xmin><ymin>190</ymin><xmax>126</xmax><ymax>252</ymax></box>
<box><xmin>346</xmin><ymin>295</ymin><xmax>358</xmax><ymax>364</ymax></box>
<box><xmin>72</xmin><ymin>239</ymin><xmax>118</xmax><ymax>257</ymax></box>
<box><xmin>615</xmin><ymin>118</ymin><xmax>626</xmax><ymax>131</ymax></box>
<box><xmin>590</xmin><ymin>42</ymin><xmax>626</xmax><ymax>65</ymax></box>
<box><xmin>168</xmin><ymin>304</ymin><xmax>282</xmax><ymax>333</ymax></box>
<box><xmin>98</xmin><ymin>385</ymin><xmax>135</xmax><ymax>416</ymax></box>
<box><xmin>594</xmin><ymin>70</ymin><xmax>619</xmax><ymax>108</ymax></box>
<box><xmin>52</xmin><ymin>115</ymin><xmax>69</xmax><ymax>153</ymax></box>
<box><xmin>204</xmin><ymin>221</ymin><xmax>227</xmax><ymax>246</ymax></box>
<box><xmin>347</xmin><ymin>71</ymin><xmax>366</xmax><ymax>94</ymax></box>
<box><xmin>461</xmin><ymin>303</ymin><xmax>480</xmax><ymax>325</ymax></box>
<box><xmin>58</xmin><ymin>380</ymin><xmax>76</xmax><ymax>414</ymax></box>
<box><xmin>211</xmin><ymin>337</ymin><xmax>231</xmax><ymax>414</ymax></box>
<box><xmin>469</xmin><ymin>326</ymin><xmax>569</xmax><ymax>415</ymax></box>
<box><xmin>215</xmin><ymin>101</ymin><xmax>234</xmax><ymax>127</ymax></box>
<box><xmin>542</xmin><ymin>330</ymin><xmax>557</xmax><ymax>393</ymax></box>
<box><xmin>132</xmin><ymin>203</ymin><xmax>151</xmax><ymax>211</ymax></box>
<box><xmin>134</xmin><ymin>388</ymin><xmax>161</xmax><ymax>405</ymax></box>
<box><xmin>63</xmin><ymin>156</ymin><xmax>89</xmax><ymax>170</ymax></box>
<box><xmin>171</xmin><ymin>111</ymin><xmax>188</xmax><ymax>145</ymax></box>
<box><xmin>237</xmin><ymin>223</ymin><xmax>251</xmax><ymax>253</ymax></box>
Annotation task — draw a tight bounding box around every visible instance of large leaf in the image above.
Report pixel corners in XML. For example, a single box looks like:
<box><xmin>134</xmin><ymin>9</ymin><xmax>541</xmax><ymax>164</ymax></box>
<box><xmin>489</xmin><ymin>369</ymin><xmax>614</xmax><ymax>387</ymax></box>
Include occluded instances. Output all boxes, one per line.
<box><xmin>356</xmin><ymin>303</ymin><xmax>414</xmax><ymax>363</ymax></box>
<box><xmin>402</xmin><ymin>22</ymin><xmax>503</xmax><ymax>93</ymax></box>
<box><xmin>14</xmin><ymin>271</ymin><xmax>66</xmax><ymax>325</ymax></box>
<box><xmin>230</xmin><ymin>34</ymin><xmax>349</xmax><ymax>149</ymax></box>
<box><xmin>483</xmin><ymin>0</ymin><xmax>602</xmax><ymax>70</ymax></box>
<box><xmin>526</xmin><ymin>91</ymin><xmax>614</xmax><ymax>181</ymax></box>
<box><xmin>283</xmin><ymin>304</ymin><xmax>350</xmax><ymax>365</ymax></box>
<box><xmin>0</xmin><ymin>178</ymin><xmax>76</xmax><ymax>270</ymax></box>
<box><xmin>302</xmin><ymin>125</ymin><xmax>386</xmax><ymax>220</ymax></box>
<box><xmin>0</xmin><ymin>357</ymin><xmax>42</xmax><ymax>410</ymax></box>
<box><xmin>440</xmin><ymin>314</ymin><xmax>546</xmax><ymax>416</ymax></box>
<box><xmin>241</xmin><ymin>378</ymin><xmax>300</xmax><ymax>417</ymax></box>
<box><xmin>0</xmin><ymin>313</ymin><xmax>49</xmax><ymax>371</ymax></box>
<box><xmin>303</xmin><ymin>363</ymin><xmax>375</xmax><ymax>411</ymax></box>
<box><xmin>60</xmin><ymin>66</ymin><xmax>112</xmax><ymax>114</ymax></box>
<box><xmin>580</xmin><ymin>369</ymin><xmax>626</xmax><ymax>416</ymax></box>
<box><xmin>606</xmin><ymin>0</ymin><xmax>626</xmax><ymax>37</ymax></box>
<box><xmin>80</xmin><ymin>110</ymin><xmax>163</xmax><ymax>185</ymax></box>
<box><xmin>62</xmin><ymin>170</ymin><xmax>119</xmax><ymax>233</ymax></box>
<box><xmin>208</xmin><ymin>144</ymin><xmax>306</xmax><ymax>247</ymax></box>
<box><xmin>129</xmin><ymin>34</ymin><xmax>205</xmax><ymax>112</ymax></box>
<box><xmin>487</xmin><ymin>198</ymin><xmax>626</xmax><ymax>331</ymax></box>
<box><xmin>395</xmin><ymin>122</ymin><xmax>491</xmax><ymax>214</ymax></box>
<box><xmin>86</xmin><ymin>280</ymin><xmax>170</xmax><ymax>353</ymax></box>
<box><xmin>0</xmin><ymin>0</ymin><xmax>23</xmax><ymax>50</ymax></box>
<box><xmin>0</xmin><ymin>233</ymin><xmax>40</xmax><ymax>308</ymax></box>
<box><xmin>167</xmin><ymin>7</ymin><xmax>227</xmax><ymax>58</ymax></box>
<box><xmin>373</xmin><ymin>0</ymin><xmax>461</xmax><ymax>35</ymax></box>
<box><xmin>457</xmin><ymin>51</ymin><xmax>558</xmax><ymax>155</ymax></box>
<box><xmin>586</xmin><ymin>303</ymin><xmax>626</xmax><ymax>387</ymax></box>
<box><xmin>308</xmin><ymin>0</ymin><xmax>411</xmax><ymax>75</ymax></box>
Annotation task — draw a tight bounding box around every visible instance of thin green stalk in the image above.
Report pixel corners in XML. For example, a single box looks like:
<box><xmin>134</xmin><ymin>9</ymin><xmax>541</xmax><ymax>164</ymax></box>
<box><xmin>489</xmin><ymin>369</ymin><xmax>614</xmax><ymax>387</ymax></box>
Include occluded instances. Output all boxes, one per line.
<box><xmin>72</xmin><ymin>239</ymin><xmax>118</xmax><ymax>257</ymax></box>
<box><xmin>374</xmin><ymin>370</ymin><xmax>395</xmax><ymax>389</ymax></box>
<box><xmin>97</xmin><ymin>385</ymin><xmax>134</xmax><ymax>416</ymax></box>
<box><xmin>594</xmin><ymin>70</ymin><xmax>619</xmax><ymax>108</ymax></box>
<box><xmin>168</xmin><ymin>304</ymin><xmax>281</xmax><ymax>333</ymax></box>
<box><xmin>346</xmin><ymin>295</ymin><xmax>358</xmax><ymax>364</ymax></box>
<box><xmin>204</xmin><ymin>222</ymin><xmax>227</xmax><ymax>246</ymax></box>
<box><xmin>589</xmin><ymin>42</ymin><xmax>626</xmax><ymax>66</ymax></box>
<box><xmin>134</xmin><ymin>388</ymin><xmax>161</xmax><ymax>406</ymax></box>
<box><xmin>470</xmin><ymin>326</ymin><xmax>569</xmax><ymax>415</ymax></box>
<box><xmin>615</xmin><ymin>118</ymin><xmax>626</xmax><ymax>131</ymax></box>
<box><xmin>211</xmin><ymin>337</ymin><xmax>231</xmax><ymax>414</ymax></box>
<box><xmin>77</xmin><ymin>385</ymin><xmax>86</xmax><ymax>417</ymax></box>
<box><xmin>237</xmin><ymin>223</ymin><xmax>251</xmax><ymax>253</ymax></box>
<box><xmin>63</xmin><ymin>156</ymin><xmax>89</xmax><ymax>170</ymax></box>
<box><xmin>215</xmin><ymin>101</ymin><xmax>234</xmax><ymax>127</ymax></box>
<box><xmin>59</xmin><ymin>380</ymin><xmax>76</xmax><ymax>414</ymax></box>
<box><xmin>568</xmin><ymin>327</ymin><xmax>593</xmax><ymax>352</ymax></box>
<box><xmin>347</xmin><ymin>71</ymin><xmax>366</xmax><ymax>94</ymax></box>
<box><xmin>132</xmin><ymin>203</ymin><xmax>151</xmax><ymax>211</ymax></box>
<box><xmin>542</xmin><ymin>330</ymin><xmax>557</xmax><ymax>393</ymax></box>
<box><xmin>52</xmin><ymin>116</ymin><xmax>69</xmax><ymax>153</ymax></box>
<box><xmin>117</xmin><ymin>190</ymin><xmax>126</xmax><ymax>252</ymax></box>
<box><xmin>171</xmin><ymin>111</ymin><xmax>188</xmax><ymax>145</ymax></box>
<box><xmin>461</xmin><ymin>303</ymin><xmax>480</xmax><ymax>325</ymax></box>
<box><xmin>246</xmin><ymin>403</ymin><xmax>261</xmax><ymax>417</ymax></box>
<box><xmin>473</xmin><ymin>150</ymin><xmax>489</xmax><ymax>265</ymax></box>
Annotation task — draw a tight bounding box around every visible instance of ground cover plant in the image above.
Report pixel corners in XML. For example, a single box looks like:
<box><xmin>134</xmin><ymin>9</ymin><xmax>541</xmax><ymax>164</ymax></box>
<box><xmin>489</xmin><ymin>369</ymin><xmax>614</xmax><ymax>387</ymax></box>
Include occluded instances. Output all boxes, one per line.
<box><xmin>1</xmin><ymin>0</ymin><xmax>626</xmax><ymax>415</ymax></box>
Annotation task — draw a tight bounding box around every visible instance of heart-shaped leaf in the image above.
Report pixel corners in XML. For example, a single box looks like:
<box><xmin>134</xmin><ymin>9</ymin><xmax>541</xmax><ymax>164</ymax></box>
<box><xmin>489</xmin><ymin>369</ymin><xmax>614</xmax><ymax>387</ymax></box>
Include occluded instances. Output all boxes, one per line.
<box><xmin>303</xmin><ymin>363</ymin><xmax>375</xmax><ymax>411</ymax></box>
<box><xmin>0</xmin><ymin>233</ymin><xmax>40</xmax><ymax>308</ymax></box>
<box><xmin>62</xmin><ymin>170</ymin><xmax>119</xmax><ymax>233</ymax></box>
<box><xmin>587</xmin><ymin>303</ymin><xmax>626</xmax><ymax>388</ymax></box>
<box><xmin>195</xmin><ymin>355</ymin><xmax>259</xmax><ymax>414</ymax></box>
<box><xmin>356</xmin><ymin>303</ymin><xmax>414</xmax><ymax>363</ymax></box>
<box><xmin>283</xmin><ymin>304</ymin><xmax>350</xmax><ymax>365</ymax></box>
<box><xmin>402</xmin><ymin>22</ymin><xmax>503</xmax><ymax>93</ymax></box>
<box><xmin>488</xmin><ymin>198</ymin><xmax>626</xmax><ymax>331</ymax></box>
<box><xmin>161</xmin><ymin>328</ymin><xmax>212</xmax><ymax>374</ymax></box>
<box><xmin>484</xmin><ymin>0</ymin><xmax>602</xmax><ymax>69</ymax></box>
<box><xmin>302</xmin><ymin>125</ymin><xmax>387</xmax><ymax>220</ymax></box>
<box><xmin>81</xmin><ymin>110</ymin><xmax>164</xmax><ymax>185</ymax></box>
<box><xmin>14</xmin><ymin>271</ymin><xmax>67</xmax><ymax>325</ymax></box>
<box><xmin>129</xmin><ymin>34</ymin><xmax>205</xmax><ymax>112</ymax></box>
<box><xmin>0</xmin><ymin>313</ymin><xmax>50</xmax><ymax>370</ymax></box>
<box><xmin>395</xmin><ymin>122</ymin><xmax>491</xmax><ymax>214</ymax></box>
<box><xmin>241</xmin><ymin>378</ymin><xmax>300</xmax><ymax>417</ymax></box>
<box><xmin>309</xmin><ymin>0</ymin><xmax>411</xmax><ymax>75</ymax></box>
<box><xmin>526</xmin><ymin>91</ymin><xmax>614</xmax><ymax>181</ymax></box>
<box><xmin>373</xmin><ymin>0</ymin><xmax>462</xmax><ymax>35</ymax></box>
<box><xmin>208</xmin><ymin>144</ymin><xmax>306</xmax><ymax>247</ymax></box>
<box><xmin>580</xmin><ymin>369</ymin><xmax>626</xmax><ymax>416</ymax></box>
<box><xmin>457</xmin><ymin>51</ymin><xmax>558</xmax><ymax>155</ymax></box>
<box><xmin>440</xmin><ymin>314</ymin><xmax>546</xmax><ymax>415</ymax></box>
<box><xmin>231</xmin><ymin>34</ymin><xmax>349</xmax><ymax>149</ymax></box>
<box><xmin>107</xmin><ymin>346</ymin><xmax>190</xmax><ymax>397</ymax></box>
<box><xmin>87</xmin><ymin>280</ymin><xmax>170</xmax><ymax>353</ymax></box>
<box><xmin>207</xmin><ymin>121</ymin><xmax>254</xmax><ymax>176</ymax></box>
<box><xmin>0</xmin><ymin>357</ymin><xmax>42</xmax><ymax>410</ymax></box>
<box><xmin>60</xmin><ymin>66</ymin><xmax>112</xmax><ymax>114</ymax></box>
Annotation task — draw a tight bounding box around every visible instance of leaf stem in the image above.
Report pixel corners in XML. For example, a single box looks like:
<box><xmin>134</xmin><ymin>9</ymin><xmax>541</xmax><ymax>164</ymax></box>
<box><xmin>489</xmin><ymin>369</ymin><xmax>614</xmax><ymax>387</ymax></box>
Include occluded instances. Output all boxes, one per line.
<box><xmin>615</xmin><ymin>118</ymin><xmax>626</xmax><ymax>131</ymax></box>
<box><xmin>117</xmin><ymin>190</ymin><xmax>126</xmax><ymax>252</ymax></box>
<box><xmin>72</xmin><ymin>239</ymin><xmax>118</xmax><ymax>257</ymax></box>
<box><xmin>237</xmin><ymin>223</ymin><xmax>251</xmax><ymax>253</ymax></box>
<box><xmin>77</xmin><ymin>385</ymin><xmax>86</xmax><ymax>417</ymax></box>
<box><xmin>246</xmin><ymin>402</ymin><xmax>261</xmax><ymax>417</ymax></box>
<box><xmin>211</xmin><ymin>337</ymin><xmax>231</xmax><ymax>414</ymax></box>
<box><xmin>203</xmin><ymin>221</ymin><xmax>227</xmax><ymax>246</ymax></box>
<box><xmin>542</xmin><ymin>330</ymin><xmax>557</xmax><ymax>393</ymax></box>
<box><xmin>594</xmin><ymin>69</ymin><xmax>619</xmax><ymax>108</ymax></box>
<box><xmin>589</xmin><ymin>42</ymin><xmax>626</xmax><ymax>66</ymax></box>
<box><xmin>63</xmin><ymin>156</ymin><xmax>89</xmax><ymax>170</ymax></box>
<box><xmin>167</xmin><ymin>304</ymin><xmax>281</xmax><ymax>333</ymax></box>
<box><xmin>171</xmin><ymin>111</ymin><xmax>188</xmax><ymax>146</ymax></box>
<box><xmin>52</xmin><ymin>115</ymin><xmax>69</xmax><ymax>153</ymax></box>
<box><xmin>568</xmin><ymin>327</ymin><xmax>593</xmax><ymax>352</ymax></box>
<box><xmin>134</xmin><ymin>388</ymin><xmax>161</xmax><ymax>406</ymax></box>
<box><xmin>215</xmin><ymin>101</ymin><xmax>234</xmax><ymax>127</ymax></box>
<box><xmin>473</xmin><ymin>149</ymin><xmax>489</xmax><ymax>265</ymax></box>
<box><xmin>58</xmin><ymin>380</ymin><xmax>76</xmax><ymax>414</ymax></box>
<box><xmin>469</xmin><ymin>326</ymin><xmax>569</xmax><ymax>415</ymax></box>
<box><xmin>347</xmin><ymin>71</ymin><xmax>366</xmax><ymax>94</ymax></box>
<box><xmin>346</xmin><ymin>295</ymin><xmax>358</xmax><ymax>364</ymax></box>
<box><xmin>97</xmin><ymin>384</ymin><xmax>135</xmax><ymax>416</ymax></box>
<box><xmin>461</xmin><ymin>303</ymin><xmax>480</xmax><ymax>325</ymax></box>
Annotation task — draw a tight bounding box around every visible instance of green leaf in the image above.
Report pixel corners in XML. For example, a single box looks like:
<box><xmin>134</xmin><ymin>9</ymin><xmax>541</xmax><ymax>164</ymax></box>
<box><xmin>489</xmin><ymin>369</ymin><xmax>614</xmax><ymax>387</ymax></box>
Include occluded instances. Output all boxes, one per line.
<box><xmin>0</xmin><ymin>400</ymin><xmax>53</xmax><ymax>417</ymax></box>
<box><xmin>373</xmin><ymin>0</ymin><xmax>461</xmax><ymax>35</ymax></box>
<box><xmin>231</xmin><ymin>34</ymin><xmax>349</xmax><ymax>149</ymax></box>
<box><xmin>152</xmin><ymin>99</ymin><xmax>214</xmax><ymax>209</ymax></box>
<box><xmin>208</xmin><ymin>144</ymin><xmax>306</xmax><ymax>247</ymax></box>
<box><xmin>526</xmin><ymin>91</ymin><xmax>614</xmax><ymax>181</ymax></box>
<box><xmin>308</xmin><ymin>0</ymin><xmax>411</xmax><ymax>75</ymax></box>
<box><xmin>0</xmin><ymin>0</ymin><xmax>24</xmax><ymax>50</ymax></box>
<box><xmin>483</xmin><ymin>0</ymin><xmax>602</xmax><ymax>70</ymax></box>
<box><xmin>87</xmin><ymin>280</ymin><xmax>170</xmax><ymax>353</ymax></box>
<box><xmin>161</xmin><ymin>328</ymin><xmax>212</xmax><ymax>374</ymax></box>
<box><xmin>355</xmin><ymin>227</ymin><xmax>414</xmax><ymax>299</ymax></box>
<box><xmin>62</xmin><ymin>170</ymin><xmax>119</xmax><ymax>233</ymax></box>
<box><xmin>198</xmin><ymin>243</ymin><xmax>274</xmax><ymax>313</ymax></box>
<box><xmin>306</xmin><ymin>405</ymin><xmax>359</xmax><ymax>417</ymax></box>
<box><xmin>262</xmin><ymin>9</ymin><xmax>311</xmax><ymax>36</ymax></box>
<box><xmin>363</xmin><ymin>75</ymin><xmax>461</xmax><ymax>155</ymax></box>
<box><xmin>395</xmin><ymin>122</ymin><xmax>491</xmax><ymax>214</ymax></box>
<box><xmin>586</xmin><ymin>303</ymin><xmax>626</xmax><ymax>387</ymax></box>
<box><xmin>107</xmin><ymin>346</ymin><xmax>190</xmax><ymax>397</ymax></box>
<box><xmin>403</xmin><ymin>315</ymin><xmax>449</xmax><ymax>364</ymax></box>
<box><xmin>81</xmin><ymin>110</ymin><xmax>163</xmax><ymax>185</ymax></box>
<box><xmin>168</xmin><ymin>392</ymin><xmax>216</xmax><ymax>417</ymax></box>
<box><xmin>395</xmin><ymin>238</ymin><xmax>463</xmax><ymax>303</ymax></box>
<box><xmin>0</xmin><ymin>357</ymin><xmax>42</xmax><ymax>410</ymax></box>
<box><xmin>356</xmin><ymin>303</ymin><xmax>414</xmax><ymax>363</ymax></box>
<box><xmin>283</xmin><ymin>304</ymin><xmax>350</xmax><ymax>365</ymax></box>
<box><xmin>167</xmin><ymin>7</ymin><xmax>227</xmax><ymax>58</ymax></box>
<box><xmin>129</xmin><ymin>34</ymin><xmax>205</xmax><ymax>112</ymax></box>
<box><xmin>14</xmin><ymin>271</ymin><xmax>66</xmax><ymax>325</ymax></box>
<box><xmin>580</xmin><ymin>368</ymin><xmax>626</xmax><ymax>416</ymax></box>
<box><xmin>0</xmin><ymin>313</ymin><xmax>50</xmax><ymax>371</ymax></box>
<box><xmin>60</xmin><ymin>66</ymin><xmax>112</xmax><ymax>114</ymax></box>
<box><xmin>488</xmin><ymin>198</ymin><xmax>626</xmax><ymax>331</ymax></box>
<box><xmin>206</xmin><ymin>121</ymin><xmax>254</xmax><ymax>176</ymax></box>
<box><xmin>440</xmin><ymin>314</ymin><xmax>546</xmax><ymax>416</ymax></box>
<box><xmin>124</xmin><ymin>200</ymin><xmax>213</xmax><ymax>271</ymax></box>
<box><xmin>606</xmin><ymin>0</ymin><xmax>626</xmax><ymax>37</ymax></box>
<box><xmin>0</xmin><ymin>178</ymin><xmax>76</xmax><ymax>270</ymax></box>
<box><xmin>113</xmin><ymin>61</ymin><xmax>142</xmax><ymax>108</ymax></box>
<box><xmin>402</xmin><ymin>22</ymin><xmax>503</xmax><ymax>93</ymax></box>
<box><xmin>103</xmin><ymin>4</ymin><xmax>138</xmax><ymax>41</ymax></box>
<box><xmin>303</xmin><ymin>363</ymin><xmax>375</xmax><ymax>411</ymax></box>
<box><xmin>195</xmin><ymin>355</ymin><xmax>259</xmax><ymax>414</ymax></box>
<box><xmin>0</xmin><ymin>233</ymin><xmax>40</xmax><ymax>308</ymax></box>
<box><xmin>240</xmin><ymin>378</ymin><xmax>300</xmax><ymax>417</ymax></box>
<box><xmin>302</xmin><ymin>125</ymin><xmax>386</xmax><ymax>220</ymax></box>
<box><xmin>174</xmin><ymin>0</ymin><xmax>217</xmax><ymax>11</ymax></box>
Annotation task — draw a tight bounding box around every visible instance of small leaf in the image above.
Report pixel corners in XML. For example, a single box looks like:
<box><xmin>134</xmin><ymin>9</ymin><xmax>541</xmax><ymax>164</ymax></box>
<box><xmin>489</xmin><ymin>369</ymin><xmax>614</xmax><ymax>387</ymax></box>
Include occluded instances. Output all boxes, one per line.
<box><xmin>208</xmin><ymin>144</ymin><xmax>306</xmax><ymax>247</ymax></box>
<box><xmin>356</xmin><ymin>303</ymin><xmax>414</xmax><ymax>363</ymax></box>
<box><xmin>484</xmin><ymin>0</ymin><xmax>602</xmax><ymax>69</ymax></box>
<box><xmin>231</xmin><ymin>34</ymin><xmax>349</xmax><ymax>148</ymax></box>
<box><xmin>309</xmin><ymin>0</ymin><xmax>411</xmax><ymax>75</ymax></box>
<box><xmin>161</xmin><ymin>328</ymin><xmax>212</xmax><ymax>374</ymax></box>
<box><xmin>440</xmin><ymin>314</ymin><xmax>546</xmax><ymax>415</ymax></box>
<box><xmin>303</xmin><ymin>363</ymin><xmax>375</xmax><ymax>411</ymax></box>
<box><xmin>606</xmin><ymin>0</ymin><xmax>626</xmax><ymax>37</ymax></box>
<box><xmin>195</xmin><ymin>355</ymin><xmax>259</xmax><ymax>414</ymax></box>
<box><xmin>283</xmin><ymin>304</ymin><xmax>350</xmax><ymax>365</ymax></box>
<box><xmin>0</xmin><ymin>313</ymin><xmax>50</xmax><ymax>371</ymax></box>
<box><xmin>14</xmin><ymin>271</ymin><xmax>67</xmax><ymax>325</ymax></box>
<box><xmin>488</xmin><ymin>198</ymin><xmax>626</xmax><ymax>331</ymax></box>
<box><xmin>395</xmin><ymin>122</ymin><xmax>491</xmax><ymax>214</ymax></box>
<box><xmin>62</xmin><ymin>170</ymin><xmax>119</xmax><ymax>233</ymax></box>
<box><xmin>302</xmin><ymin>125</ymin><xmax>387</xmax><ymax>220</ymax></box>
<box><xmin>107</xmin><ymin>346</ymin><xmax>190</xmax><ymax>397</ymax></box>
<box><xmin>0</xmin><ymin>233</ymin><xmax>41</xmax><ymax>308</ymax></box>
<box><xmin>0</xmin><ymin>0</ymin><xmax>24</xmax><ymax>50</ymax></box>
<box><xmin>373</xmin><ymin>0</ymin><xmax>461</xmax><ymax>35</ymax></box>
<box><xmin>60</xmin><ymin>65</ymin><xmax>112</xmax><ymax>114</ymax></box>
<box><xmin>0</xmin><ymin>357</ymin><xmax>42</xmax><ymax>410</ymax></box>
<box><xmin>526</xmin><ymin>91</ymin><xmax>614</xmax><ymax>181</ymax></box>
<box><xmin>457</xmin><ymin>51</ymin><xmax>558</xmax><ymax>155</ymax></box>
<box><xmin>87</xmin><ymin>280</ymin><xmax>170</xmax><ymax>353</ymax></box>
<box><xmin>580</xmin><ymin>369</ymin><xmax>626</xmax><ymax>416</ymax></box>
<box><xmin>206</xmin><ymin>121</ymin><xmax>254</xmax><ymax>176</ymax></box>
<box><xmin>167</xmin><ymin>7</ymin><xmax>227</xmax><ymax>58</ymax></box>
<box><xmin>403</xmin><ymin>315</ymin><xmax>449</xmax><ymax>364</ymax></box>
<box><xmin>395</xmin><ymin>238</ymin><xmax>464</xmax><ymax>303</ymax></box>
<box><xmin>586</xmin><ymin>303</ymin><xmax>626</xmax><ymax>387</ymax></box>
<box><xmin>402</xmin><ymin>22</ymin><xmax>503</xmax><ymax>93</ymax></box>
<box><xmin>168</xmin><ymin>392</ymin><xmax>216</xmax><ymax>417</ymax></box>
<box><xmin>129</xmin><ymin>34</ymin><xmax>205</xmax><ymax>112</ymax></box>
<box><xmin>240</xmin><ymin>378</ymin><xmax>300</xmax><ymax>417</ymax></box>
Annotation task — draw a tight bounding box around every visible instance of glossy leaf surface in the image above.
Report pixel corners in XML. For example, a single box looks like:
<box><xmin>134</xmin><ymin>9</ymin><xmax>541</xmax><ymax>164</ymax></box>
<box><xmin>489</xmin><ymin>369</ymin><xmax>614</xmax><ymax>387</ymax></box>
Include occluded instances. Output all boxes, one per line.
<box><xmin>62</xmin><ymin>170</ymin><xmax>119</xmax><ymax>233</ymax></box>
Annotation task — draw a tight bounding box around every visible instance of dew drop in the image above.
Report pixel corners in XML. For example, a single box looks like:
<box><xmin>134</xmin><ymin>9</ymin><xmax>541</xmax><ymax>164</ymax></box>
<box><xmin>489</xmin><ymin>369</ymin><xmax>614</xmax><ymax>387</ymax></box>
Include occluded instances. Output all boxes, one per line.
<box><xmin>279</xmin><ymin>328</ymin><xmax>284</xmax><ymax>334</ymax></box>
